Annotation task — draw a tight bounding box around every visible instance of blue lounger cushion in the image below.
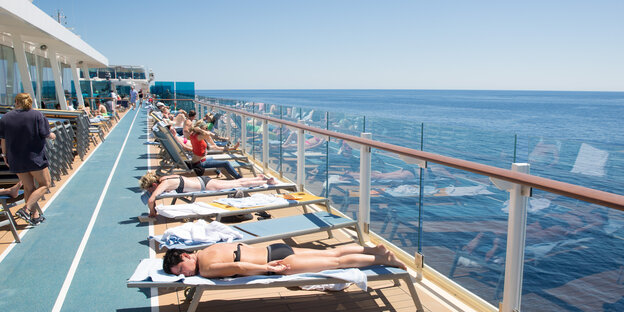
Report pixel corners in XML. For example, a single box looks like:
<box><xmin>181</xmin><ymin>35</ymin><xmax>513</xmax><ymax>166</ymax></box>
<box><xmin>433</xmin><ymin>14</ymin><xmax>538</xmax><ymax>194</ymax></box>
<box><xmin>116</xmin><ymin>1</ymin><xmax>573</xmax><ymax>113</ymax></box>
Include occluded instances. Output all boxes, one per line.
<box><xmin>150</xmin><ymin>211</ymin><xmax>359</xmax><ymax>250</ymax></box>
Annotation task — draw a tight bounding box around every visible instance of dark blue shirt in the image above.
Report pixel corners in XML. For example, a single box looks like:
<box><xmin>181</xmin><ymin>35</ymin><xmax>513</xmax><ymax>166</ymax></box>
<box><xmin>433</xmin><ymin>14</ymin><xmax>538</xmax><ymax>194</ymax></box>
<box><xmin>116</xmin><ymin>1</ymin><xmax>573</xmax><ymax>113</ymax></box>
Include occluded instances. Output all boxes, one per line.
<box><xmin>0</xmin><ymin>109</ymin><xmax>51</xmax><ymax>173</ymax></box>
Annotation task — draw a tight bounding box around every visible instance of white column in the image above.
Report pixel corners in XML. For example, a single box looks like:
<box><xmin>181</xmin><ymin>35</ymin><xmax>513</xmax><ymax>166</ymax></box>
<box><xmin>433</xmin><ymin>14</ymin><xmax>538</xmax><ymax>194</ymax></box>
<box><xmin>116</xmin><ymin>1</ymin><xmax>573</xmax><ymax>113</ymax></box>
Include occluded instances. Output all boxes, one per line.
<box><xmin>262</xmin><ymin>118</ymin><xmax>269</xmax><ymax>169</ymax></box>
<box><xmin>70</xmin><ymin>61</ymin><xmax>84</xmax><ymax>108</ymax></box>
<box><xmin>35</xmin><ymin>55</ymin><xmax>43</xmax><ymax>107</ymax></box>
<box><xmin>358</xmin><ymin>133</ymin><xmax>372</xmax><ymax>233</ymax></box>
<box><xmin>241</xmin><ymin>115</ymin><xmax>247</xmax><ymax>152</ymax></box>
<box><xmin>81</xmin><ymin>64</ymin><xmax>93</xmax><ymax>109</ymax></box>
<box><xmin>226</xmin><ymin>112</ymin><xmax>232</xmax><ymax>142</ymax></box>
<box><xmin>12</xmin><ymin>36</ymin><xmax>36</xmax><ymax>101</ymax></box>
<box><xmin>47</xmin><ymin>48</ymin><xmax>67</xmax><ymax>109</ymax></box>
<box><xmin>296</xmin><ymin>120</ymin><xmax>305</xmax><ymax>191</ymax></box>
<box><xmin>490</xmin><ymin>163</ymin><xmax>530</xmax><ymax>312</ymax></box>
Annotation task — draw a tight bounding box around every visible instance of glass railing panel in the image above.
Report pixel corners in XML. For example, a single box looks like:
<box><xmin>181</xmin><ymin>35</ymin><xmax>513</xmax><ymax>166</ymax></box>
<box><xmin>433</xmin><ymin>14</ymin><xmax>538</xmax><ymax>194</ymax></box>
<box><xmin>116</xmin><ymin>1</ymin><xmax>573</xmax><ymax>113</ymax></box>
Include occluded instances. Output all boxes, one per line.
<box><xmin>519</xmin><ymin>137</ymin><xmax>624</xmax><ymax>196</ymax></box>
<box><xmin>521</xmin><ymin>195</ymin><xmax>624</xmax><ymax>311</ymax></box>
<box><xmin>302</xmin><ymin>136</ymin><xmax>329</xmax><ymax>197</ymax></box>
<box><xmin>323</xmin><ymin>137</ymin><xmax>361</xmax><ymax>219</ymax></box>
<box><xmin>365</xmin><ymin>116</ymin><xmax>423</xmax><ymax>151</ymax></box>
<box><xmin>364</xmin><ymin>149</ymin><xmax>424</xmax><ymax>253</ymax></box>
<box><xmin>421</xmin><ymin>165</ymin><xmax>508</xmax><ymax>306</ymax></box>
<box><xmin>423</xmin><ymin>123</ymin><xmax>516</xmax><ymax>168</ymax></box>
<box><xmin>327</xmin><ymin>111</ymin><xmax>365</xmax><ymax>136</ymax></box>
<box><xmin>267</xmin><ymin>121</ymin><xmax>284</xmax><ymax>174</ymax></box>
<box><xmin>300</xmin><ymin>107</ymin><xmax>327</xmax><ymax>129</ymax></box>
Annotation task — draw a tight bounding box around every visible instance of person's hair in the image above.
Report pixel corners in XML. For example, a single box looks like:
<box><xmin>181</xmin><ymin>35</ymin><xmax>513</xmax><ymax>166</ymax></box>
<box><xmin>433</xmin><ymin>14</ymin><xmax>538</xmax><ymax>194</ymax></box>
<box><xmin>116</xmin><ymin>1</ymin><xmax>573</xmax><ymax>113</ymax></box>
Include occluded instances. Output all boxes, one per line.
<box><xmin>15</xmin><ymin>93</ymin><xmax>33</xmax><ymax>110</ymax></box>
<box><xmin>163</xmin><ymin>249</ymin><xmax>187</xmax><ymax>274</ymax></box>
<box><xmin>139</xmin><ymin>171</ymin><xmax>160</xmax><ymax>190</ymax></box>
<box><xmin>188</xmin><ymin>110</ymin><xmax>196</xmax><ymax>118</ymax></box>
<box><xmin>191</xmin><ymin>120</ymin><xmax>208</xmax><ymax>134</ymax></box>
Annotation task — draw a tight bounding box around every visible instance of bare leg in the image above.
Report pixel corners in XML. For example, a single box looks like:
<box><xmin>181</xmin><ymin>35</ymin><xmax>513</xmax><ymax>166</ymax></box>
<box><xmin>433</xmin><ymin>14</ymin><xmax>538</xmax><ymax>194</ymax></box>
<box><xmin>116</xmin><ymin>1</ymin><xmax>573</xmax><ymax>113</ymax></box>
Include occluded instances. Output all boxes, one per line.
<box><xmin>281</xmin><ymin>248</ymin><xmax>406</xmax><ymax>274</ymax></box>
<box><xmin>292</xmin><ymin>244</ymin><xmax>388</xmax><ymax>257</ymax></box>
<box><xmin>16</xmin><ymin>169</ymin><xmax>50</xmax><ymax>219</ymax></box>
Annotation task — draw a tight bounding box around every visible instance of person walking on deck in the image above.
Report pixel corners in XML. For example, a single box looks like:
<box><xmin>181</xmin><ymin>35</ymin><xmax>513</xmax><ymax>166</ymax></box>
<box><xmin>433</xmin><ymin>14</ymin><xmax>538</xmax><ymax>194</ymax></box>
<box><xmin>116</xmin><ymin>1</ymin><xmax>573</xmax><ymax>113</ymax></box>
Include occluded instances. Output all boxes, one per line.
<box><xmin>130</xmin><ymin>86</ymin><xmax>138</xmax><ymax>110</ymax></box>
<box><xmin>0</xmin><ymin>93</ymin><xmax>56</xmax><ymax>225</ymax></box>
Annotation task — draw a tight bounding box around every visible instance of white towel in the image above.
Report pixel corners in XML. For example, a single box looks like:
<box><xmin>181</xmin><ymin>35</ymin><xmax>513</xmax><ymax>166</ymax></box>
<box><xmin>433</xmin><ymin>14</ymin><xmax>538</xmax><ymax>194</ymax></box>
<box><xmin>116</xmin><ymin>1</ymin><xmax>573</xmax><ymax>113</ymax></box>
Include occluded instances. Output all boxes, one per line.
<box><xmin>161</xmin><ymin>220</ymin><xmax>243</xmax><ymax>245</ymax></box>
<box><xmin>214</xmin><ymin>193</ymin><xmax>288</xmax><ymax>208</ymax></box>
<box><xmin>156</xmin><ymin>202</ymin><xmax>227</xmax><ymax>218</ymax></box>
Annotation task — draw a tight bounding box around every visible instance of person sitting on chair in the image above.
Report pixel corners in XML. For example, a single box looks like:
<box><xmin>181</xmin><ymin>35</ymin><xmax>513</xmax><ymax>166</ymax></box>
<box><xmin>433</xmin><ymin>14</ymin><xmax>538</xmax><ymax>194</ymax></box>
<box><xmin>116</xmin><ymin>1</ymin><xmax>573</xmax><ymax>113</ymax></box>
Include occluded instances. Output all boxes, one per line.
<box><xmin>163</xmin><ymin>243</ymin><xmax>406</xmax><ymax>278</ymax></box>
<box><xmin>139</xmin><ymin>172</ymin><xmax>276</xmax><ymax>217</ymax></box>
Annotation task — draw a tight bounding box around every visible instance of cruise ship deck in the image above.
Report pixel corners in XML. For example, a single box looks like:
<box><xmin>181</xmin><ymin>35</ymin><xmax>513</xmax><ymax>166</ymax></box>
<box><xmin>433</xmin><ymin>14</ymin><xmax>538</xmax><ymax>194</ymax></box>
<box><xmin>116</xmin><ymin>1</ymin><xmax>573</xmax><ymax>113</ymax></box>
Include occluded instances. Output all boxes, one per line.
<box><xmin>0</xmin><ymin>108</ymin><xmax>460</xmax><ymax>312</ymax></box>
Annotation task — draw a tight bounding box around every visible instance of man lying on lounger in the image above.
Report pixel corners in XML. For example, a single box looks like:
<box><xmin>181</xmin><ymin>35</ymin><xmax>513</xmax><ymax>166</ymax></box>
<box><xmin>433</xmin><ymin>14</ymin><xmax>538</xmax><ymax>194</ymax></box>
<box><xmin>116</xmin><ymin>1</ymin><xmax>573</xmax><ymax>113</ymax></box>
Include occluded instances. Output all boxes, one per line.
<box><xmin>163</xmin><ymin>243</ymin><xmax>406</xmax><ymax>278</ymax></box>
<box><xmin>139</xmin><ymin>172</ymin><xmax>276</xmax><ymax>217</ymax></box>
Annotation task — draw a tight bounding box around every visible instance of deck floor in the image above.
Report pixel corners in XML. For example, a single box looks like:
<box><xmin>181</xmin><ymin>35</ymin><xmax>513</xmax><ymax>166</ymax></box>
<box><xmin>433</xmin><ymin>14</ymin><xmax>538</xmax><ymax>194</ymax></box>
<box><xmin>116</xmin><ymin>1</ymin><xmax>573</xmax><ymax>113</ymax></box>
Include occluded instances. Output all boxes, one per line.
<box><xmin>0</xmin><ymin>107</ymin><xmax>458</xmax><ymax>311</ymax></box>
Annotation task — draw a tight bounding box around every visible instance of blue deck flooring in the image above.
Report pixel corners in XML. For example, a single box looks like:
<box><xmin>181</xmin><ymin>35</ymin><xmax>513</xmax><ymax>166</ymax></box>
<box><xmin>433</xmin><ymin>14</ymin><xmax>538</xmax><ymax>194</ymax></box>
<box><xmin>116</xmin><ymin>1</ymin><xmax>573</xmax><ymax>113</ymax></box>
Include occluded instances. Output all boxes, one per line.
<box><xmin>0</xmin><ymin>108</ymin><xmax>152</xmax><ymax>311</ymax></box>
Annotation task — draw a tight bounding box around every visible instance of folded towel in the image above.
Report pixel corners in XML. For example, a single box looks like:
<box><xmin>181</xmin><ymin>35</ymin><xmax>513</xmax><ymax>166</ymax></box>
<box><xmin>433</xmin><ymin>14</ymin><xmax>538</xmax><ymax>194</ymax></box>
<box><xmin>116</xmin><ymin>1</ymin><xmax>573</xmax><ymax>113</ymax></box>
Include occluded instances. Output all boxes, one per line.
<box><xmin>156</xmin><ymin>202</ymin><xmax>227</xmax><ymax>218</ymax></box>
<box><xmin>214</xmin><ymin>193</ymin><xmax>289</xmax><ymax>208</ymax></box>
<box><xmin>160</xmin><ymin>220</ymin><xmax>243</xmax><ymax>246</ymax></box>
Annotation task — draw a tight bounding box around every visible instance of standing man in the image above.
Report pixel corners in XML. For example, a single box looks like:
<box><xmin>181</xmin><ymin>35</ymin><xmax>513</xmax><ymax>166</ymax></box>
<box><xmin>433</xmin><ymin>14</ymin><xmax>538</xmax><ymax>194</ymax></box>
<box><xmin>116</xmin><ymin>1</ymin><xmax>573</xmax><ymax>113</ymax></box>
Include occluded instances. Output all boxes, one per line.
<box><xmin>130</xmin><ymin>86</ymin><xmax>138</xmax><ymax>110</ymax></box>
<box><xmin>138</xmin><ymin>89</ymin><xmax>144</xmax><ymax>109</ymax></box>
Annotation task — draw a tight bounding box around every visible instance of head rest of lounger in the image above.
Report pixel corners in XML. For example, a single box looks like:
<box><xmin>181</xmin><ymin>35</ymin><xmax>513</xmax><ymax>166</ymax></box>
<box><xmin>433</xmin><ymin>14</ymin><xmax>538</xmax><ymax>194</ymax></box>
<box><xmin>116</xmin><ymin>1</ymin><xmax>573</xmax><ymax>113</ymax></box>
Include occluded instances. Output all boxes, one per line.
<box><xmin>141</xmin><ymin>191</ymin><xmax>151</xmax><ymax>205</ymax></box>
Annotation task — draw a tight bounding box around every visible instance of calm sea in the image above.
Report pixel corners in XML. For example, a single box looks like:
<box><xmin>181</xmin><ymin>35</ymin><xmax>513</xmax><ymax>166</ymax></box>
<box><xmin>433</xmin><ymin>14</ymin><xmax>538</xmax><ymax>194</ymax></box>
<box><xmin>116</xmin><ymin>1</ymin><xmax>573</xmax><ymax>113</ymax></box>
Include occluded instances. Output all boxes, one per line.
<box><xmin>197</xmin><ymin>89</ymin><xmax>624</xmax><ymax>144</ymax></box>
<box><xmin>196</xmin><ymin>89</ymin><xmax>624</xmax><ymax>311</ymax></box>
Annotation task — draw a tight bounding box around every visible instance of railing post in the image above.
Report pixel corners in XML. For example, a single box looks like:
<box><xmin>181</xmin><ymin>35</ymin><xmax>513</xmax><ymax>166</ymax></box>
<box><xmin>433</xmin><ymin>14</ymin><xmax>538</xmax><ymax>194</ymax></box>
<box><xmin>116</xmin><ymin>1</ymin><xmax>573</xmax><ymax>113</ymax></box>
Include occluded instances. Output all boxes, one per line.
<box><xmin>241</xmin><ymin>114</ymin><xmax>247</xmax><ymax>153</ymax></box>
<box><xmin>262</xmin><ymin>117</ymin><xmax>269</xmax><ymax>170</ymax></box>
<box><xmin>226</xmin><ymin>112</ymin><xmax>232</xmax><ymax>144</ymax></box>
<box><xmin>491</xmin><ymin>163</ymin><xmax>530</xmax><ymax>312</ymax></box>
<box><xmin>359</xmin><ymin>133</ymin><xmax>372</xmax><ymax>234</ymax></box>
<box><xmin>296</xmin><ymin>120</ymin><xmax>305</xmax><ymax>191</ymax></box>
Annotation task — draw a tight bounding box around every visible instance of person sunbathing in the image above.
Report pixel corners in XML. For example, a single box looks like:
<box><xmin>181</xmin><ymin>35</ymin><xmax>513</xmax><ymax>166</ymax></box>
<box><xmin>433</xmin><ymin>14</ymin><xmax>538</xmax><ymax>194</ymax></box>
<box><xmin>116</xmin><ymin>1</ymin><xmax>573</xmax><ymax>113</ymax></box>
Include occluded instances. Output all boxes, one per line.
<box><xmin>139</xmin><ymin>172</ymin><xmax>276</xmax><ymax>217</ymax></box>
<box><xmin>163</xmin><ymin>243</ymin><xmax>406</xmax><ymax>278</ymax></box>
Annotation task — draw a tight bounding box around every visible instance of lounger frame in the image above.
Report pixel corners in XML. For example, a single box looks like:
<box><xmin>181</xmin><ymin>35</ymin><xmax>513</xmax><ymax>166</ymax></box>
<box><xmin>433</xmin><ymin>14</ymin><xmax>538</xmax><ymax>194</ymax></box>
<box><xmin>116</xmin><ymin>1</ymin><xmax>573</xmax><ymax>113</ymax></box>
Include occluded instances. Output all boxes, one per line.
<box><xmin>127</xmin><ymin>264</ymin><xmax>423</xmax><ymax>312</ymax></box>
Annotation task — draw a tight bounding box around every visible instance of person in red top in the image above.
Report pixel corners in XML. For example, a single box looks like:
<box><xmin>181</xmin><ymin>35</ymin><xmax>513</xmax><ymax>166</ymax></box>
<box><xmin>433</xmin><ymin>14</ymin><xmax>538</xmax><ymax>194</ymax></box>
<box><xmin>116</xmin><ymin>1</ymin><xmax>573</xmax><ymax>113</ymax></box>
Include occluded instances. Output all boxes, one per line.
<box><xmin>189</xmin><ymin>121</ymin><xmax>241</xmax><ymax>179</ymax></box>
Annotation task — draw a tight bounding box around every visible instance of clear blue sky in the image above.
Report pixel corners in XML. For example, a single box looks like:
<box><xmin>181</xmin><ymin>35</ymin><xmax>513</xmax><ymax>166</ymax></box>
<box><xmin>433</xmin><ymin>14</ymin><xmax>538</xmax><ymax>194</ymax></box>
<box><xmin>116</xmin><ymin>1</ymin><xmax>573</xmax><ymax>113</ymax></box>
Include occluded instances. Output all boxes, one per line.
<box><xmin>35</xmin><ymin>0</ymin><xmax>624</xmax><ymax>91</ymax></box>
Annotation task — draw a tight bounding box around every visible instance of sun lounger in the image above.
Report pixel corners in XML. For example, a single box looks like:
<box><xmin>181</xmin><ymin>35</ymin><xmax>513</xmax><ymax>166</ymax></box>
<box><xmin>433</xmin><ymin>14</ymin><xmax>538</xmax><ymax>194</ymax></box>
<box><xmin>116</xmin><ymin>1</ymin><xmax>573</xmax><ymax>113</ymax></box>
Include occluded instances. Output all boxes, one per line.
<box><xmin>0</xmin><ymin>190</ymin><xmax>24</xmax><ymax>243</ymax></box>
<box><xmin>127</xmin><ymin>259</ymin><xmax>423</xmax><ymax>312</ymax></box>
<box><xmin>151</xmin><ymin>210</ymin><xmax>363</xmax><ymax>250</ymax></box>
<box><xmin>157</xmin><ymin>192</ymin><xmax>327</xmax><ymax>221</ymax></box>
<box><xmin>151</xmin><ymin>122</ymin><xmax>253</xmax><ymax>176</ymax></box>
<box><xmin>155</xmin><ymin>183</ymin><xmax>298</xmax><ymax>205</ymax></box>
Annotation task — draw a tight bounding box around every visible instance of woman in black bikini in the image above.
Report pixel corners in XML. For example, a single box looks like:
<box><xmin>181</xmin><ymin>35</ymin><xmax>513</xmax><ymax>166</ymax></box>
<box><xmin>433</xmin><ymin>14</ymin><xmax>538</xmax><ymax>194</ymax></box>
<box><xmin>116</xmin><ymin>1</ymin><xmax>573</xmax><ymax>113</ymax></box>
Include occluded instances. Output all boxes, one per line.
<box><xmin>163</xmin><ymin>243</ymin><xmax>406</xmax><ymax>278</ymax></box>
<box><xmin>139</xmin><ymin>172</ymin><xmax>276</xmax><ymax>217</ymax></box>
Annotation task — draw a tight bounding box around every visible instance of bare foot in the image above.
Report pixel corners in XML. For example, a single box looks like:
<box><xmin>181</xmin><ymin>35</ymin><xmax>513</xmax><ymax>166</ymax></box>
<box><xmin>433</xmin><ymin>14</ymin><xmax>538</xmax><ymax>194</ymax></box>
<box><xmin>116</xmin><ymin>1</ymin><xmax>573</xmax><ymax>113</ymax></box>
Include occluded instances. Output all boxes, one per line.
<box><xmin>386</xmin><ymin>250</ymin><xmax>407</xmax><ymax>270</ymax></box>
<box><xmin>261</xmin><ymin>175</ymin><xmax>276</xmax><ymax>185</ymax></box>
<box><xmin>231</xmin><ymin>142</ymin><xmax>240</xmax><ymax>151</ymax></box>
<box><xmin>368</xmin><ymin>244</ymin><xmax>389</xmax><ymax>256</ymax></box>
<box><xmin>9</xmin><ymin>181</ymin><xmax>22</xmax><ymax>198</ymax></box>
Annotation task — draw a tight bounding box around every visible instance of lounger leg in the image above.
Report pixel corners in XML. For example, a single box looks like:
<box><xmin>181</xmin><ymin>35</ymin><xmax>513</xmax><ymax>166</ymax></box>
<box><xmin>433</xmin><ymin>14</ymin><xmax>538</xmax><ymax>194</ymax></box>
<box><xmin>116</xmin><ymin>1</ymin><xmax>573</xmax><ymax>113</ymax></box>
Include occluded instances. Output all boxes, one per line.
<box><xmin>402</xmin><ymin>276</ymin><xmax>424</xmax><ymax>312</ymax></box>
<box><xmin>186</xmin><ymin>287</ymin><xmax>204</xmax><ymax>312</ymax></box>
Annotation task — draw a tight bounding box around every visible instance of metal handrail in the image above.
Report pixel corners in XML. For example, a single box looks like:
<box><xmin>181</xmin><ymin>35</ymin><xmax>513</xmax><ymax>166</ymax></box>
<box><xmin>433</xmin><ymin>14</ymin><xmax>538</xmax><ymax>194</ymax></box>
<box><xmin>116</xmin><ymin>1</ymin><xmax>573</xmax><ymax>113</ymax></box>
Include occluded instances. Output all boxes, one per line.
<box><xmin>195</xmin><ymin>100</ymin><xmax>624</xmax><ymax>211</ymax></box>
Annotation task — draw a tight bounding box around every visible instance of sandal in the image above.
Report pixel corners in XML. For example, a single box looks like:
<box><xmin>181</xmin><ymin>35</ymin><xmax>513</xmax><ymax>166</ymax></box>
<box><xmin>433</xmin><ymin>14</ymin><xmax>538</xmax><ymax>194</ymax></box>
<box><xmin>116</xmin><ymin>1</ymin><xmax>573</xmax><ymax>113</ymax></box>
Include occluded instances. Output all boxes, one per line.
<box><xmin>15</xmin><ymin>208</ymin><xmax>34</xmax><ymax>225</ymax></box>
<box><xmin>31</xmin><ymin>212</ymin><xmax>45</xmax><ymax>225</ymax></box>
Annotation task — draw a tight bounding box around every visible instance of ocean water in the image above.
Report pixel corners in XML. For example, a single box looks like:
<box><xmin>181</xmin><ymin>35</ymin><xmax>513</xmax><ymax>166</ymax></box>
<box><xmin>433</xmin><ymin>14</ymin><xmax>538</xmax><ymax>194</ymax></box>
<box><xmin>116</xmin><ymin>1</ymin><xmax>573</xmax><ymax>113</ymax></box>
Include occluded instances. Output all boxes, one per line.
<box><xmin>196</xmin><ymin>89</ymin><xmax>624</xmax><ymax>311</ymax></box>
<box><xmin>198</xmin><ymin>89</ymin><xmax>624</xmax><ymax>144</ymax></box>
